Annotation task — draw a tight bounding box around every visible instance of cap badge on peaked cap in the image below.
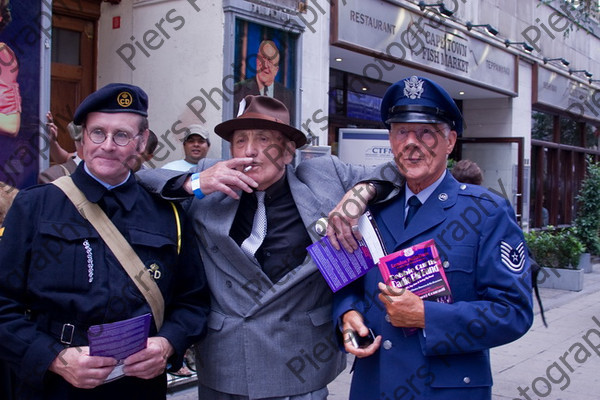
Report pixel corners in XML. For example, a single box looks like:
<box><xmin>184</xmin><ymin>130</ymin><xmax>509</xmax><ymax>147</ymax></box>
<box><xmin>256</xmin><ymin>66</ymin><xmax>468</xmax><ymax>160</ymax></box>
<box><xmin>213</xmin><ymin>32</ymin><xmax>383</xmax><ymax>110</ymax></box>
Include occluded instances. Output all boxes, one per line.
<box><xmin>404</xmin><ymin>76</ymin><xmax>424</xmax><ymax>100</ymax></box>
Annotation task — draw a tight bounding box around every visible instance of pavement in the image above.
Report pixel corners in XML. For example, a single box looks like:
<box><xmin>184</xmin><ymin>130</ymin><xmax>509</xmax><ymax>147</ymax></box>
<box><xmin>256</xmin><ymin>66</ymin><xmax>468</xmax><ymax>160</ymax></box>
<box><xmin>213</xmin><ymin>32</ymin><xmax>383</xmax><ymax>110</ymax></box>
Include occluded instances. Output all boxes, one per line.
<box><xmin>168</xmin><ymin>263</ymin><xmax>600</xmax><ymax>400</ymax></box>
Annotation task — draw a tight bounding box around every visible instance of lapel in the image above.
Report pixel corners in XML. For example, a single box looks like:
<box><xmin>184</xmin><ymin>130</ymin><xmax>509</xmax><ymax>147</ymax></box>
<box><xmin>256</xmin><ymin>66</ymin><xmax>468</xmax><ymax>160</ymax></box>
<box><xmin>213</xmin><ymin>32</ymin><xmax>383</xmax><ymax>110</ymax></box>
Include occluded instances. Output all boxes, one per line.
<box><xmin>375</xmin><ymin>172</ymin><xmax>459</xmax><ymax>252</ymax></box>
<box><xmin>200</xmin><ymin>191</ymin><xmax>265</xmax><ymax>285</ymax></box>
<box><xmin>244</xmin><ymin>167</ymin><xmax>324</xmax><ymax>311</ymax></box>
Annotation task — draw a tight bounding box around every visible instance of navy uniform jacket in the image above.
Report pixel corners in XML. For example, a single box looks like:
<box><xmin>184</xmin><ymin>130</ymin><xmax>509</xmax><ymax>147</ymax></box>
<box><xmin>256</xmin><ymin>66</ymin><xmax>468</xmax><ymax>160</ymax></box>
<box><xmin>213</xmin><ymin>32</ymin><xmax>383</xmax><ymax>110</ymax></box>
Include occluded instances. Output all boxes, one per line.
<box><xmin>0</xmin><ymin>164</ymin><xmax>210</xmax><ymax>400</ymax></box>
<box><xmin>334</xmin><ymin>171</ymin><xmax>533</xmax><ymax>400</ymax></box>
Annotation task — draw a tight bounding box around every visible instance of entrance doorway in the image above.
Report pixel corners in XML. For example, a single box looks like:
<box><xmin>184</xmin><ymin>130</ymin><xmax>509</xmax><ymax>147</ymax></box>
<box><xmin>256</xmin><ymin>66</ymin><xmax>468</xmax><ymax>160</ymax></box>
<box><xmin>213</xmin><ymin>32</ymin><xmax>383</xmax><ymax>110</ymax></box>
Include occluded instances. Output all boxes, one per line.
<box><xmin>50</xmin><ymin>1</ymin><xmax>99</xmax><ymax>156</ymax></box>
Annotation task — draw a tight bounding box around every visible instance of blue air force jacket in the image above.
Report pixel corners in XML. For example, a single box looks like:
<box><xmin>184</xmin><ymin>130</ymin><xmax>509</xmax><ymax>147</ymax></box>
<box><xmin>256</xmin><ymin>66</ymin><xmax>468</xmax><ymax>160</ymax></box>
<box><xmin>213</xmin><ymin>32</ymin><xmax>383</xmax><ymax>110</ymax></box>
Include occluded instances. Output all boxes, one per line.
<box><xmin>334</xmin><ymin>171</ymin><xmax>533</xmax><ymax>400</ymax></box>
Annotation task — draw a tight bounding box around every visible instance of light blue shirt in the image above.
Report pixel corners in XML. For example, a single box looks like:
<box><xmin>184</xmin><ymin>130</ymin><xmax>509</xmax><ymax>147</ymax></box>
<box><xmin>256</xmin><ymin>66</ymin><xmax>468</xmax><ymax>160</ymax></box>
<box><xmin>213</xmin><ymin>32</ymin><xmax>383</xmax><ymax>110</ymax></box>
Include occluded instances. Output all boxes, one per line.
<box><xmin>162</xmin><ymin>159</ymin><xmax>197</xmax><ymax>172</ymax></box>
<box><xmin>83</xmin><ymin>163</ymin><xmax>129</xmax><ymax>190</ymax></box>
<box><xmin>404</xmin><ymin>170</ymin><xmax>447</xmax><ymax>219</ymax></box>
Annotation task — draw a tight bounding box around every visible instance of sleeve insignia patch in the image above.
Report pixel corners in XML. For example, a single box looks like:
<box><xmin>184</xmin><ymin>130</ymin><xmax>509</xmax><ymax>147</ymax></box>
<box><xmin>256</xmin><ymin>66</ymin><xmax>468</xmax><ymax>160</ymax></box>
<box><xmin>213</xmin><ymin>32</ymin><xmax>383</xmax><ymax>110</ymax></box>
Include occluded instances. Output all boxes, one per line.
<box><xmin>501</xmin><ymin>240</ymin><xmax>525</xmax><ymax>272</ymax></box>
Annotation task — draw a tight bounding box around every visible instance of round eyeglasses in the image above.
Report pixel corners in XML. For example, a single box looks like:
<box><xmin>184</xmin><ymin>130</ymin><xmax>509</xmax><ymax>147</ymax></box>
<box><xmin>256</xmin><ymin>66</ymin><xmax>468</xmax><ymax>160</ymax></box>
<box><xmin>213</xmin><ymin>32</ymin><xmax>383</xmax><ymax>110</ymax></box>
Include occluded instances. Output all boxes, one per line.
<box><xmin>86</xmin><ymin>128</ymin><xmax>141</xmax><ymax>147</ymax></box>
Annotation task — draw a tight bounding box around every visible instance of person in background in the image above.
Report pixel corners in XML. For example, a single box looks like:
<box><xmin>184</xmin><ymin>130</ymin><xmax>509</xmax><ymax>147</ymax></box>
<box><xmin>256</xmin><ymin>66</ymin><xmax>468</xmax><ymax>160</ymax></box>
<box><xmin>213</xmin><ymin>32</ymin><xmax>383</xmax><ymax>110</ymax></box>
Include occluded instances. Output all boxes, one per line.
<box><xmin>130</xmin><ymin>128</ymin><xmax>158</xmax><ymax>171</ymax></box>
<box><xmin>0</xmin><ymin>83</ymin><xmax>210</xmax><ymax>399</ymax></box>
<box><xmin>451</xmin><ymin>159</ymin><xmax>483</xmax><ymax>185</ymax></box>
<box><xmin>39</xmin><ymin>120</ymin><xmax>83</xmax><ymax>183</ymax></box>
<box><xmin>328</xmin><ymin>76</ymin><xmax>533</xmax><ymax>400</ymax></box>
<box><xmin>162</xmin><ymin>124</ymin><xmax>210</xmax><ymax>172</ymax></box>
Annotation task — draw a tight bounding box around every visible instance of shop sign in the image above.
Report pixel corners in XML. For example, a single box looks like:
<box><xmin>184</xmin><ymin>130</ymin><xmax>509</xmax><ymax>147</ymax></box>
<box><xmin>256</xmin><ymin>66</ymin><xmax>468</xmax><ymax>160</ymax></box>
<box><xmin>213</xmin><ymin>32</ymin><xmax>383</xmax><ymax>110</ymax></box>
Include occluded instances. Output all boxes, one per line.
<box><xmin>536</xmin><ymin>66</ymin><xmax>600</xmax><ymax>122</ymax></box>
<box><xmin>334</xmin><ymin>0</ymin><xmax>517</xmax><ymax>95</ymax></box>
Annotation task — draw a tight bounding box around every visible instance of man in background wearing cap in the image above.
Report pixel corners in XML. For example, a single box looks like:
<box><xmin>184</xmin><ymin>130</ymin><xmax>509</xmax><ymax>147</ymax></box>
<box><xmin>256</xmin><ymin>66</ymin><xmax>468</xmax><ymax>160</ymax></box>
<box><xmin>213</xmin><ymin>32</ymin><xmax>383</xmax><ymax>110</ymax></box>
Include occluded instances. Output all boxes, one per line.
<box><xmin>0</xmin><ymin>83</ymin><xmax>209</xmax><ymax>399</ymax></box>
<box><xmin>138</xmin><ymin>94</ymin><xmax>397</xmax><ymax>400</ymax></box>
<box><xmin>328</xmin><ymin>76</ymin><xmax>533</xmax><ymax>399</ymax></box>
<box><xmin>162</xmin><ymin>124</ymin><xmax>210</xmax><ymax>171</ymax></box>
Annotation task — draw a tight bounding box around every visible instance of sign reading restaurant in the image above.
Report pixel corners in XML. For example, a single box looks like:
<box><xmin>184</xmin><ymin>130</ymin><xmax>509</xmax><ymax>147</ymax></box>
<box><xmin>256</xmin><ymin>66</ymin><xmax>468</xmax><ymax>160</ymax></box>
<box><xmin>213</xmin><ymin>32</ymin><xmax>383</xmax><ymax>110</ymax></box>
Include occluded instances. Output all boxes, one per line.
<box><xmin>535</xmin><ymin>65</ymin><xmax>600</xmax><ymax>123</ymax></box>
<box><xmin>334</xmin><ymin>0</ymin><xmax>518</xmax><ymax>96</ymax></box>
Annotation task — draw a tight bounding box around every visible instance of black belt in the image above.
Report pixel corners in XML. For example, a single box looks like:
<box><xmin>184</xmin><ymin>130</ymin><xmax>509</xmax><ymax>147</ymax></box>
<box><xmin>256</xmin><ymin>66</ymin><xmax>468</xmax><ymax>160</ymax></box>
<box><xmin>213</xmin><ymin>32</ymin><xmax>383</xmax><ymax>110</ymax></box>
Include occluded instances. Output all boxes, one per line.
<box><xmin>33</xmin><ymin>314</ymin><xmax>91</xmax><ymax>346</ymax></box>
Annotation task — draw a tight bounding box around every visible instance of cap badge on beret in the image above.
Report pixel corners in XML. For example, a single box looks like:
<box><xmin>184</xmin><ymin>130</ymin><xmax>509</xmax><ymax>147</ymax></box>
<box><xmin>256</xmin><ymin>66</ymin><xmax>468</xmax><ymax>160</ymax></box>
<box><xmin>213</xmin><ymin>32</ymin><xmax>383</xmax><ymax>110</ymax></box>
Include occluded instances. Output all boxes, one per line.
<box><xmin>404</xmin><ymin>76</ymin><xmax>424</xmax><ymax>100</ymax></box>
<box><xmin>117</xmin><ymin>92</ymin><xmax>133</xmax><ymax>108</ymax></box>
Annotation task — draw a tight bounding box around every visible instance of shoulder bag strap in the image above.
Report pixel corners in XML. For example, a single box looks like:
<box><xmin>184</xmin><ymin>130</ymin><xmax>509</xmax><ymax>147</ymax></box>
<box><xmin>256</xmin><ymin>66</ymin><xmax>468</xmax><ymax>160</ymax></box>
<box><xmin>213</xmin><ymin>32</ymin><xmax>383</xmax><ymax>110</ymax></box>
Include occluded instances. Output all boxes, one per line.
<box><xmin>52</xmin><ymin>176</ymin><xmax>164</xmax><ymax>330</ymax></box>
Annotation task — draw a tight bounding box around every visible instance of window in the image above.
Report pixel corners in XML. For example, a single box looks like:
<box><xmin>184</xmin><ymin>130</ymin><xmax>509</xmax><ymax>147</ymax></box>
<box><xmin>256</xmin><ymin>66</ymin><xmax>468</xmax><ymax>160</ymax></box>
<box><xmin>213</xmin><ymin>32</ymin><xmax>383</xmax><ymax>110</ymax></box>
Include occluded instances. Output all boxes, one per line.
<box><xmin>532</xmin><ymin>111</ymin><xmax>553</xmax><ymax>141</ymax></box>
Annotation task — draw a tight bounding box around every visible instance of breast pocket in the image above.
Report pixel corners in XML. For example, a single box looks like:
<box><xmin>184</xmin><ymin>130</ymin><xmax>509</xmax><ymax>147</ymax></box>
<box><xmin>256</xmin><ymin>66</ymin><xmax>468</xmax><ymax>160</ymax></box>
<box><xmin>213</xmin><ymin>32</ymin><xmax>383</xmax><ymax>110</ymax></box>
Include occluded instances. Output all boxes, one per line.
<box><xmin>438</xmin><ymin>244</ymin><xmax>477</xmax><ymax>301</ymax></box>
<box><xmin>127</xmin><ymin>227</ymin><xmax>178</xmax><ymax>296</ymax></box>
<box><xmin>32</xmin><ymin>220</ymin><xmax>98</xmax><ymax>291</ymax></box>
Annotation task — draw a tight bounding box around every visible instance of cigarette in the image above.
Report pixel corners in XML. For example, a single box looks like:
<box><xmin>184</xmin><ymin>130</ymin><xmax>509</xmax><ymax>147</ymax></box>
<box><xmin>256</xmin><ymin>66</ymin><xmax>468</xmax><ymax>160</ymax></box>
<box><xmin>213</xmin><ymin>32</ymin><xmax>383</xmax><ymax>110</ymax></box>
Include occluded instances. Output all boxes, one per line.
<box><xmin>243</xmin><ymin>165</ymin><xmax>253</xmax><ymax>172</ymax></box>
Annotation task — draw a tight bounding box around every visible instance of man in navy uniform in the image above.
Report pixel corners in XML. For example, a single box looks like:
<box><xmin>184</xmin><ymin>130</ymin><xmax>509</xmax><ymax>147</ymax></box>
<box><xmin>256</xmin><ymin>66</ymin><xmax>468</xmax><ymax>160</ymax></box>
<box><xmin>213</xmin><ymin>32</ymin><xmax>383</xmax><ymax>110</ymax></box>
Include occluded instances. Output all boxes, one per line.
<box><xmin>0</xmin><ymin>83</ymin><xmax>209</xmax><ymax>399</ymax></box>
<box><xmin>329</xmin><ymin>76</ymin><xmax>533</xmax><ymax>399</ymax></box>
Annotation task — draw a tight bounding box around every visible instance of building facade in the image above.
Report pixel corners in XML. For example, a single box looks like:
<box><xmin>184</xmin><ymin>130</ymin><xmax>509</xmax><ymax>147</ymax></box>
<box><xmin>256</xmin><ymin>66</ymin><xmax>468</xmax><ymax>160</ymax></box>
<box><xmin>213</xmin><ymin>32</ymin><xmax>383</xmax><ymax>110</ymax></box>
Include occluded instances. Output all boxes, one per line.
<box><xmin>47</xmin><ymin>0</ymin><xmax>600</xmax><ymax>230</ymax></box>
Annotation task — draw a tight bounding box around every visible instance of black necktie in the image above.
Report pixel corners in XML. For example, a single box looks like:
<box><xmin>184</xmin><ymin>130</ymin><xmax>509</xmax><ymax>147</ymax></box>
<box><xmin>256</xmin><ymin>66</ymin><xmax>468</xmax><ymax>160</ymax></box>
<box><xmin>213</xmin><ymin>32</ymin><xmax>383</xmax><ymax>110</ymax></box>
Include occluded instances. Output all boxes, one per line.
<box><xmin>404</xmin><ymin>195</ymin><xmax>422</xmax><ymax>228</ymax></box>
<box><xmin>263</xmin><ymin>86</ymin><xmax>268</xmax><ymax>96</ymax></box>
<box><xmin>100</xmin><ymin>191</ymin><xmax>121</xmax><ymax>219</ymax></box>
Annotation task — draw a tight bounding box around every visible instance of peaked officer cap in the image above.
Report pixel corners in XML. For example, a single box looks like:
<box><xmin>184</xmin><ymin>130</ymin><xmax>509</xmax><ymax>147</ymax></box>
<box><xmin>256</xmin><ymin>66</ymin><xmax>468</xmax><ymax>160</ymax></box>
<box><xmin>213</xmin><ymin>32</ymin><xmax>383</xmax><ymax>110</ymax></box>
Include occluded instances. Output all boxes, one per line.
<box><xmin>381</xmin><ymin>76</ymin><xmax>463</xmax><ymax>135</ymax></box>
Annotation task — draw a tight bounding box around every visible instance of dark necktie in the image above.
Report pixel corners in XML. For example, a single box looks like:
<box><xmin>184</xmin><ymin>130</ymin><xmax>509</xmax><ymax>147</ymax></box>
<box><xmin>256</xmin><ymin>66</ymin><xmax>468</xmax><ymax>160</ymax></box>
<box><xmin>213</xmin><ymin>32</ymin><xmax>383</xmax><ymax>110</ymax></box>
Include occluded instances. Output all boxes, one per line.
<box><xmin>100</xmin><ymin>191</ymin><xmax>121</xmax><ymax>219</ymax></box>
<box><xmin>263</xmin><ymin>86</ymin><xmax>268</xmax><ymax>96</ymax></box>
<box><xmin>241</xmin><ymin>191</ymin><xmax>267</xmax><ymax>261</ymax></box>
<box><xmin>404</xmin><ymin>195</ymin><xmax>422</xmax><ymax>228</ymax></box>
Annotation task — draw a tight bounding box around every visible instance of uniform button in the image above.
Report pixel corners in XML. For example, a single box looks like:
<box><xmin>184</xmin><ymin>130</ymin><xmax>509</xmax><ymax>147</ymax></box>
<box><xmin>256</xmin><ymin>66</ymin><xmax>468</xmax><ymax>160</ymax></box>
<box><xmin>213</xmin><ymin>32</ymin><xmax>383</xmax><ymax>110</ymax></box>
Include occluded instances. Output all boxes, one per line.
<box><xmin>282</xmin><ymin>314</ymin><xmax>290</xmax><ymax>322</ymax></box>
<box><xmin>443</xmin><ymin>260</ymin><xmax>450</xmax><ymax>269</ymax></box>
<box><xmin>463</xmin><ymin>376</ymin><xmax>471</xmax><ymax>384</ymax></box>
<box><xmin>385</xmin><ymin>314</ymin><xmax>391</xmax><ymax>323</ymax></box>
<box><xmin>265</xmin><ymin>251</ymin><xmax>271</xmax><ymax>257</ymax></box>
<box><xmin>225</xmin><ymin>280</ymin><xmax>232</xmax><ymax>288</ymax></box>
<box><xmin>211</xmin><ymin>246</ymin><xmax>218</xmax><ymax>253</ymax></box>
<box><xmin>383</xmin><ymin>340</ymin><xmax>392</xmax><ymax>350</ymax></box>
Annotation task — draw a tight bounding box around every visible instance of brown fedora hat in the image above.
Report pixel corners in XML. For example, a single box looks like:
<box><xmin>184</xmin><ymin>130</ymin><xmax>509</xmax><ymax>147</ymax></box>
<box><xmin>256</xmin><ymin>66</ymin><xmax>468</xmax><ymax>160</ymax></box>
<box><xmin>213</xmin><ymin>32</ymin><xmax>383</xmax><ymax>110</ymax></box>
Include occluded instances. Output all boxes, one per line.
<box><xmin>215</xmin><ymin>95</ymin><xmax>307</xmax><ymax>147</ymax></box>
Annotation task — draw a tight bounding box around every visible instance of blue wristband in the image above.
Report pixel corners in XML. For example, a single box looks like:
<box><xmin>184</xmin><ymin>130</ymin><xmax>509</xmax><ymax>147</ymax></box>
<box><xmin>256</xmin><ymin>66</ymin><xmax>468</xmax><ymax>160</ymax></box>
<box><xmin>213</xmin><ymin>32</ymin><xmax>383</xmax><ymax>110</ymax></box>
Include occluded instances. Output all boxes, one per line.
<box><xmin>190</xmin><ymin>173</ymin><xmax>205</xmax><ymax>199</ymax></box>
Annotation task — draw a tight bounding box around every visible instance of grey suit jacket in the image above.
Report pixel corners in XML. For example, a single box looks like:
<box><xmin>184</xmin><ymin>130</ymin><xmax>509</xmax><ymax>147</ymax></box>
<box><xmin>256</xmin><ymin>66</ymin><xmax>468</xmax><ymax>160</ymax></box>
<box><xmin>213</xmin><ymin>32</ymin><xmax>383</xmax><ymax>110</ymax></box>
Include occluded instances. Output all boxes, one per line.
<box><xmin>139</xmin><ymin>156</ymin><xmax>389</xmax><ymax>397</ymax></box>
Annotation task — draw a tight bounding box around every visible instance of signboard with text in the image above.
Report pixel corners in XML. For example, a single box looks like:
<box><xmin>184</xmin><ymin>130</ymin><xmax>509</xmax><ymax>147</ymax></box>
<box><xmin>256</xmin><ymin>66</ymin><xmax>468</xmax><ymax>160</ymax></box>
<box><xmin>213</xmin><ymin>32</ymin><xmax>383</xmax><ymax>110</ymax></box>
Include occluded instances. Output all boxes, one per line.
<box><xmin>535</xmin><ymin>65</ymin><xmax>600</xmax><ymax>123</ymax></box>
<box><xmin>338</xmin><ymin>128</ymin><xmax>393</xmax><ymax>166</ymax></box>
<box><xmin>333</xmin><ymin>0</ymin><xmax>517</xmax><ymax>96</ymax></box>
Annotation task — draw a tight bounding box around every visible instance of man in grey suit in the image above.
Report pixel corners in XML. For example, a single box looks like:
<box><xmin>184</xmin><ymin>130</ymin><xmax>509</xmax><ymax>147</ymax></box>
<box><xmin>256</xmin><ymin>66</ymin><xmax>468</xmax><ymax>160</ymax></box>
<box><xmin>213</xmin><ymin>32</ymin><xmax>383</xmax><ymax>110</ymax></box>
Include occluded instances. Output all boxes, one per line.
<box><xmin>139</xmin><ymin>95</ymin><xmax>386</xmax><ymax>399</ymax></box>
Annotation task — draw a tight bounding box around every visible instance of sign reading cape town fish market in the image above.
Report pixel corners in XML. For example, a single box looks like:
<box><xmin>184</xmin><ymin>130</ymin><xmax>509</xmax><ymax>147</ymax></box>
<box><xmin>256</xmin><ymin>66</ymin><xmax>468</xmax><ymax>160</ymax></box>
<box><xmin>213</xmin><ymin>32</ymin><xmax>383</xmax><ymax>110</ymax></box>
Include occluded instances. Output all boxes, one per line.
<box><xmin>333</xmin><ymin>0</ymin><xmax>517</xmax><ymax>96</ymax></box>
<box><xmin>535</xmin><ymin>65</ymin><xmax>600</xmax><ymax>123</ymax></box>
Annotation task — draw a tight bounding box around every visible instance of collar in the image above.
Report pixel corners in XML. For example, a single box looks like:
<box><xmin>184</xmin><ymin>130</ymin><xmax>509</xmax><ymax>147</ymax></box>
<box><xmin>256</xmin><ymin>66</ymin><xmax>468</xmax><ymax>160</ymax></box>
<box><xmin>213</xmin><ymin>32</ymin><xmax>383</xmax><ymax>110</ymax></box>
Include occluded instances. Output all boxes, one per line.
<box><xmin>83</xmin><ymin>163</ymin><xmax>130</xmax><ymax>190</ymax></box>
<box><xmin>73</xmin><ymin>162</ymin><xmax>139</xmax><ymax>212</ymax></box>
<box><xmin>405</xmin><ymin>170</ymin><xmax>447</xmax><ymax>206</ymax></box>
<box><xmin>262</xmin><ymin>173</ymin><xmax>290</xmax><ymax>204</ymax></box>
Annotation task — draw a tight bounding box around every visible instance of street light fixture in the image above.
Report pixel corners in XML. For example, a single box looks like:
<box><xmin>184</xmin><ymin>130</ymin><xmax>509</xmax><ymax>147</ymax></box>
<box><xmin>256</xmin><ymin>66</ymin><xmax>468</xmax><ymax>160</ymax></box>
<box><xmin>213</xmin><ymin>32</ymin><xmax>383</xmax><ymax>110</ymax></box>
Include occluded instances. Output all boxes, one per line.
<box><xmin>504</xmin><ymin>40</ymin><xmax>535</xmax><ymax>53</ymax></box>
<box><xmin>542</xmin><ymin>57</ymin><xmax>570</xmax><ymax>67</ymax></box>
<box><xmin>569</xmin><ymin>69</ymin><xmax>593</xmax><ymax>78</ymax></box>
<box><xmin>418</xmin><ymin>1</ymin><xmax>454</xmax><ymax>17</ymax></box>
<box><xmin>466</xmin><ymin>22</ymin><xmax>499</xmax><ymax>36</ymax></box>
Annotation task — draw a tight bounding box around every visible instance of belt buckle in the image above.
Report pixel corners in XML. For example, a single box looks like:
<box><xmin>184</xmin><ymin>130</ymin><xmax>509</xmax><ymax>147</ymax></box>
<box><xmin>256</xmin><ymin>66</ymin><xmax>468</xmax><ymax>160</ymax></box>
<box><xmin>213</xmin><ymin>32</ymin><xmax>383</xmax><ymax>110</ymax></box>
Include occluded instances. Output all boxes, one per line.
<box><xmin>60</xmin><ymin>323</ymin><xmax>75</xmax><ymax>345</ymax></box>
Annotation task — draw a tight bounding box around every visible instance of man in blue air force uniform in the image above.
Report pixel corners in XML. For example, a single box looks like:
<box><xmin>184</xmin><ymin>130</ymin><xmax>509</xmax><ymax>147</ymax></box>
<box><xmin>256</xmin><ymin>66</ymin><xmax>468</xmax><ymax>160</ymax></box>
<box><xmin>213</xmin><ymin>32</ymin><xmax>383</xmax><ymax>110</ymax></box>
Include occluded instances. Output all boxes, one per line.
<box><xmin>0</xmin><ymin>83</ymin><xmax>209</xmax><ymax>399</ymax></box>
<box><xmin>329</xmin><ymin>76</ymin><xmax>533</xmax><ymax>400</ymax></box>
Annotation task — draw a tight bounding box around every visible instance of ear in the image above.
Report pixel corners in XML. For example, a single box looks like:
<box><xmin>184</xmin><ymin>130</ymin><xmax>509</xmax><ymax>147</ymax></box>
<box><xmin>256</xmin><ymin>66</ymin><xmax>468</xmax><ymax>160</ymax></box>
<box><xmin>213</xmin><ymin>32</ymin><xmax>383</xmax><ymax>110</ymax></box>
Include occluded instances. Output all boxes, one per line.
<box><xmin>283</xmin><ymin>140</ymin><xmax>296</xmax><ymax>165</ymax></box>
<box><xmin>446</xmin><ymin>130</ymin><xmax>457</xmax><ymax>155</ymax></box>
<box><xmin>137</xmin><ymin>129</ymin><xmax>149</xmax><ymax>153</ymax></box>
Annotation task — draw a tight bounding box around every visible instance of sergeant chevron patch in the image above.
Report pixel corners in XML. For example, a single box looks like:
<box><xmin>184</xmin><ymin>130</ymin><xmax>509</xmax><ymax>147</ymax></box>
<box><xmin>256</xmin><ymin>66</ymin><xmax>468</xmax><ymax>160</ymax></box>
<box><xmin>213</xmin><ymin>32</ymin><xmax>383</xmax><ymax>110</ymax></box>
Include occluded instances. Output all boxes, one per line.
<box><xmin>501</xmin><ymin>241</ymin><xmax>525</xmax><ymax>272</ymax></box>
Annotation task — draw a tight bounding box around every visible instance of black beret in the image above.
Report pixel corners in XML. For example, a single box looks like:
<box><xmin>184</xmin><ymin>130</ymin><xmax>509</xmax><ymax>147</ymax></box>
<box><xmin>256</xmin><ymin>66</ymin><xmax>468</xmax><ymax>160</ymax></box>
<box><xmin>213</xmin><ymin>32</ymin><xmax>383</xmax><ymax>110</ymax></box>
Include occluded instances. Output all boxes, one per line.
<box><xmin>73</xmin><ymin>83</ymin><xmax>148</xmax><ymax>125</ymax></box>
